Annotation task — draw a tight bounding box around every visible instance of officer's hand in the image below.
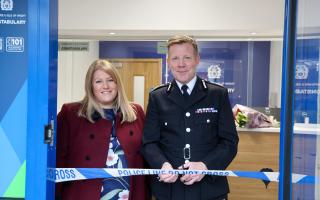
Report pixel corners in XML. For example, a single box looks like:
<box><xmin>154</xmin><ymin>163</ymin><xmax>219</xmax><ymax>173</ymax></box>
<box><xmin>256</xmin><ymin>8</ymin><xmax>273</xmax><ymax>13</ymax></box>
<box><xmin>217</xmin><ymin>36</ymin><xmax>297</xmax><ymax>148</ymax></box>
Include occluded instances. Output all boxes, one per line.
<box><xmin>180</xmin><ymin>162</ymin><xmax>207</xmax><ymax>185</ymax></box>
<box><xmin>158</xmin><ymin>162</ymin><xmax>179</xmax><ymax>183</ymax></box>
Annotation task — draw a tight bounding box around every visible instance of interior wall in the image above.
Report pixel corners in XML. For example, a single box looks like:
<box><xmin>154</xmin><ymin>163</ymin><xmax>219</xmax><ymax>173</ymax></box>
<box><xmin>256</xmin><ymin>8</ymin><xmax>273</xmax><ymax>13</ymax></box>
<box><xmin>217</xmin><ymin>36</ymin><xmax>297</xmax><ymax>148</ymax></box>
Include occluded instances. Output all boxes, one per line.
<box><xmin>57</xmin><ymin>40</ymin><xmax>99</xmax><ymax>112</ymax></box>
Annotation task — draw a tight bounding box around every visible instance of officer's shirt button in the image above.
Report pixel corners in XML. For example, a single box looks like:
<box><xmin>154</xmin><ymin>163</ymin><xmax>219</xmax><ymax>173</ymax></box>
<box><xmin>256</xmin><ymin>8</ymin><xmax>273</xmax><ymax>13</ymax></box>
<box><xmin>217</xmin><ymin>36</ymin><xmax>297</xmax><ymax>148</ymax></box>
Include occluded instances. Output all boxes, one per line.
<box><xmin>185</xmin><ymin>144</ymin><xmax>190</xmax><ymax>148</ymax></box>
<box><xmin>164</xmin><ymin>122</ymin><xmax>168</xmax><ymax>126</ymax></box>
<box><xmin>186</xmin><ymin>128</ymin><xmax>191</xmax><ymax>133</ymax></box>
<box><xmin>207</xmin><ymin>119</ymin><xmax>210</xmax><ymax>123</ymax></box>
<box><xmin>185</xmin><ymin>112</ymin><xmax>191</xmax><ymax>117</ymax></box>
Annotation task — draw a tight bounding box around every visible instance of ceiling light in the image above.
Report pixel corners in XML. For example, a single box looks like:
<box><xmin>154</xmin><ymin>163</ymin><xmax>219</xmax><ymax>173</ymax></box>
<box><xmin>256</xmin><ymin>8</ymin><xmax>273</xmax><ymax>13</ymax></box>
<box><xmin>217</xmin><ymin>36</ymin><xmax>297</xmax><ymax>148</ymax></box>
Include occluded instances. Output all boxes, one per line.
<box><xmin>250</xmin><ymin>32</ymin><xmax>257</xmax><ymax>35</ymax></box>
<box><xmin>109</xmin><ymin>32</ymin><xmax>116</xmax><ymax>35</ymax></box>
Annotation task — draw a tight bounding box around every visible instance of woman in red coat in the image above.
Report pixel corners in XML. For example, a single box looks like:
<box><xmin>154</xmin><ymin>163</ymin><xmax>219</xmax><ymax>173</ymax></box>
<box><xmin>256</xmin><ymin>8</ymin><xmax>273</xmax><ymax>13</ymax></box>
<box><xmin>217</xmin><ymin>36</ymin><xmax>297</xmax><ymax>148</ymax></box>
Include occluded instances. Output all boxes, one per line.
<box><xmin>56</xmin><ymin>59</ymin><xmax>149</xmax><ymax>200</ymax></box>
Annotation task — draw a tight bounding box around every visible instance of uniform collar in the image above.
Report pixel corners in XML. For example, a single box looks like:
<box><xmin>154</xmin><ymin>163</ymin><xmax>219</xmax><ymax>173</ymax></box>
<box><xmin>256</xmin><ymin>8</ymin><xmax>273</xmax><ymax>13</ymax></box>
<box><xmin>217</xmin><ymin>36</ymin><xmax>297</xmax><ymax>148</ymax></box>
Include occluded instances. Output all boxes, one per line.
<box><xmin>175</xmin><ymin>75</ymin><xmax>197</xmax><ymax>95</ymax></box>
<box><xmin>168</xmin><ymin>77</ymin><xmax>207</xmax><ymax>109</ymax></box>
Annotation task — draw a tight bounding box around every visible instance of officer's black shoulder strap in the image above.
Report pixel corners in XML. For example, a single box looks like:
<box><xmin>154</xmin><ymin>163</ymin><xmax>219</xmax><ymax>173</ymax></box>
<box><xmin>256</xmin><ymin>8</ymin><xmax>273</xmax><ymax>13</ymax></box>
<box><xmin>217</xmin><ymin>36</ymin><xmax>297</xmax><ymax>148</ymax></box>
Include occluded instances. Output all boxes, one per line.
<box><xmin>151</xmin><ymin>82</ymin><xmax>172</xmax><ymax>93</ymax></box>
<box><xmin>201</xmin><ymin>79</ymin><xmax>225</xmax><ymax>90</ymax></box>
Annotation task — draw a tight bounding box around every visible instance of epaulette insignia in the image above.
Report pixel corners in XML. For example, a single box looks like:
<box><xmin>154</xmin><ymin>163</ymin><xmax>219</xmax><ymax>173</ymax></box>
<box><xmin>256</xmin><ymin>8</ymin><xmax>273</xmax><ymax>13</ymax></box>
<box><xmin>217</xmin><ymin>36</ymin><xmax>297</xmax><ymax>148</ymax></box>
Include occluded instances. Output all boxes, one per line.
<box><xmin>151</xmin><ymin>83</ymin><xmax>170</xmax><ymax>92</ymax></box>
<box><xmin>166</xmin><ymin>82</ymin><xmax>172</xmax><ymax>93</ymax></box>
<box><xmin>201</xmin><ymin>79</ymin><xmax>208</xmax><ymax>91</ymax></box>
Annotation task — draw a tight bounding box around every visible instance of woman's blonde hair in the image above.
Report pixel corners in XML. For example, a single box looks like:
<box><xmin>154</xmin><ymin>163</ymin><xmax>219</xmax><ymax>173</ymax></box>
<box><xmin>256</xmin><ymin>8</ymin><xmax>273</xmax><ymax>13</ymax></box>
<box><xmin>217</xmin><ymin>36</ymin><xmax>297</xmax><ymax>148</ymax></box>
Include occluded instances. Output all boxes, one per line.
<box><xmin>78</xmin><ymin>59</ymin><xmax>137</xmax><ymax>123</ymax></box>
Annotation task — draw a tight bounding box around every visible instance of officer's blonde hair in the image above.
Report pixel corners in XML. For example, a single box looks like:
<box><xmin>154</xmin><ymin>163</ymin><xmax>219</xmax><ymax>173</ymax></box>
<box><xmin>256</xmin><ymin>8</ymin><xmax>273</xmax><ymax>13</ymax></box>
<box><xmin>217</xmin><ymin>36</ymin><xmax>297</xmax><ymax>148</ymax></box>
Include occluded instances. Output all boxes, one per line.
<box><xmin>167</xmin><ymin>35</ymin><xmax>199</xmax><ymax>56</ymax></box>
<box><xmin>78</xmin><ymin>59</ymin><xmax>137</xmax><ymax>123</ymax></box>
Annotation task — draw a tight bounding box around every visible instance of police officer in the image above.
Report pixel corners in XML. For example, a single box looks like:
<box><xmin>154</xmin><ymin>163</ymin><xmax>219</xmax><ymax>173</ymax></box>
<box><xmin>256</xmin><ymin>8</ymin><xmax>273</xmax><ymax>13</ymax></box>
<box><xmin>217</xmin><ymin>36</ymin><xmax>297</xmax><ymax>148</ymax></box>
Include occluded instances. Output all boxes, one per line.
<box><xmin>142</xmin><ymin>35</ymin><xmax>239</xmax><ymax>200</ymax></box>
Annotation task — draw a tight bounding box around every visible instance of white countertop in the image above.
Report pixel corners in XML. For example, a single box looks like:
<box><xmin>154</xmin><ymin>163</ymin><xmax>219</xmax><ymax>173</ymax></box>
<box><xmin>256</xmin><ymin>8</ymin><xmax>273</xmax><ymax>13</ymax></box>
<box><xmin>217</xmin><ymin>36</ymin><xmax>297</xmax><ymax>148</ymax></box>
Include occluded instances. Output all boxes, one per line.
<box><xmin>293</xmin><ymin>123</ymin><xmax>320</xmax><ymax>135</ymax></box>
<box><xmin>237</xmin><ymin>127</ymin><xmax>280</xmax><ymax>133</ymax></box>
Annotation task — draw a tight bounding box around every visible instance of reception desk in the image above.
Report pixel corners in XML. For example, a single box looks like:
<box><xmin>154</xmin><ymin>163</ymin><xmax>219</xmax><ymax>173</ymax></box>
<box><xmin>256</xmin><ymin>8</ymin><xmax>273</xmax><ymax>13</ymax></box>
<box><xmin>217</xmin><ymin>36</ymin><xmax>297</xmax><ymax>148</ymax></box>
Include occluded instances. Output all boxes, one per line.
<box><xmin>227</xmin><ymin>127</ymin><xmax>280</xmax><ymax>200</ymax></box>
<box><xmin>228</xmin><ymin>124</ymin><xmax>320</xmax><ymax>200</ymax></box>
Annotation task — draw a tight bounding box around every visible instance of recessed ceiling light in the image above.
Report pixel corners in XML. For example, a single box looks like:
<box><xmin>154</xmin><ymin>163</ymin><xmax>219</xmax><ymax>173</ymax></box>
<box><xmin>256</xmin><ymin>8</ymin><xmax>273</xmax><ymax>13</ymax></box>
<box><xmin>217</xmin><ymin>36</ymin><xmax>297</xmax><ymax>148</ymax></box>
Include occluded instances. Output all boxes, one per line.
<box><xmin>109</xmin><ymin>32</ymin><xmax>116</xmax><ymax>35</ymax></box>
<box><xmin>250</xmin><ymin>32</ymin><xmax>257</xmax><ymax>35</ymax></box>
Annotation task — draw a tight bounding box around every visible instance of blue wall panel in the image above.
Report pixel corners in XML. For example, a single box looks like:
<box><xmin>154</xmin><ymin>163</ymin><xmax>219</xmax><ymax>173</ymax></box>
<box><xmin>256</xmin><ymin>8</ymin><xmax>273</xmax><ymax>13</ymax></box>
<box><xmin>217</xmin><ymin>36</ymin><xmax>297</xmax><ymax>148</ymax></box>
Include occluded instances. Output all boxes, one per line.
<box><xmin>252</xmin><ymin>42</ymin><xmax>271</xmax><ymax>106</ymax></box>
<box><xmin>99</xmin><ymin>41</ymin><xmax>270</xmax><ymax>107</ymax></box>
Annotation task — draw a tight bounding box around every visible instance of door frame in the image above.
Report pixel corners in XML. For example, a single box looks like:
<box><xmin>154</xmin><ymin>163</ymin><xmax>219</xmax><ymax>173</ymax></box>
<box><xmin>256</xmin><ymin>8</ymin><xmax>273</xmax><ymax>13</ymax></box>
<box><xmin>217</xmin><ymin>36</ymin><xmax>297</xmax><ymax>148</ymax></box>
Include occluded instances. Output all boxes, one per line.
<box><xmin>25</xmin><ymin>0</ymin><xmax>58</xmax><ymax>199</ymax></box>
<box><xmin>279</xmin><ymin>0</ymin><xmax>297</xmax><ymax>199</ymax></box>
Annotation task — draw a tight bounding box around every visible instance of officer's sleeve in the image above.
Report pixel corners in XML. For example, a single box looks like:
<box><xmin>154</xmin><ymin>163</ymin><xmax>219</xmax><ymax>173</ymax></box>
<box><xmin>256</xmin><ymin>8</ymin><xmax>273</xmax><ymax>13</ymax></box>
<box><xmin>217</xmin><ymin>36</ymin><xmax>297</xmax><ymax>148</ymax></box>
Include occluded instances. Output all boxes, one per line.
<box><xmin>141</xmin><ymin>92</ymin><xmax>169</xmax><ymax>168</ymax></box>
<box><xmin>202</xmin><ymin>88</ymin><xmax>239</xmax><ymax>170</ymax></box>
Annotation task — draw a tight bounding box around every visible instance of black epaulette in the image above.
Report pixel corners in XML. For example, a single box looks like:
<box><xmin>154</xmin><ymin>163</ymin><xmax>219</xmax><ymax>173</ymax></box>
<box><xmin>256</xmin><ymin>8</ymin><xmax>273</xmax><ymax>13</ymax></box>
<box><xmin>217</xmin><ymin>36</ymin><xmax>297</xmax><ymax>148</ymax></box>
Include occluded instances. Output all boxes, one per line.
<box><xmin>203</xmin><ymin>79</ymin><xmax>225</xmax><ymax>88</ymax></box>
<box><xmin>151</xmin><ymin>83</ymin><xmax>171</xmax><ymax>93</ymax></box>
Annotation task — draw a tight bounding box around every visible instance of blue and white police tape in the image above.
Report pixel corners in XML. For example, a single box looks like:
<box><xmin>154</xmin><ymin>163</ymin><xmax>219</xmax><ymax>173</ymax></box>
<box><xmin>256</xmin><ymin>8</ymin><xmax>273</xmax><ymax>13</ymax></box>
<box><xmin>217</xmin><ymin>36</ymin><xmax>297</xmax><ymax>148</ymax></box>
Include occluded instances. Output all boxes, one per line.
<box><xmin>47</xmin><ymin>168</ymin><xmax>317</xmax><ymax>184</ymax></box>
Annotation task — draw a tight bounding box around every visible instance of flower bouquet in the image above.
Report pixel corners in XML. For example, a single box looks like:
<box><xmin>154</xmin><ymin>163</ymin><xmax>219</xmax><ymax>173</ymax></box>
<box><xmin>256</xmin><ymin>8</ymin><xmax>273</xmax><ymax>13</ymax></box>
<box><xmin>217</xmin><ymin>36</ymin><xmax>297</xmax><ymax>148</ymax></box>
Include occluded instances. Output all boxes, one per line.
<box><xmin>232</xmin><ymin>104</ymin><xmax>273</xmax><ymax>128</ymax></box>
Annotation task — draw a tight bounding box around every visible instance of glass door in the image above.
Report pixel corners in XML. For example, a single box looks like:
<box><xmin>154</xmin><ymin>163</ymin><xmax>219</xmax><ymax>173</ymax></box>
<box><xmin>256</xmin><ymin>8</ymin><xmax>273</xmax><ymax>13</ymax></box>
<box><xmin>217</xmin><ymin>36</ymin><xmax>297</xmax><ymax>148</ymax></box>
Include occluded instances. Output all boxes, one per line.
<box><xmin>292</xmin><ymin>0</ymin><xmax>320</xmax><ymax>199</ymax></box>
<box><xmin>280</xmin><ymin>0</ymin><xmax>320</xmax><ymax>199</ymax></box>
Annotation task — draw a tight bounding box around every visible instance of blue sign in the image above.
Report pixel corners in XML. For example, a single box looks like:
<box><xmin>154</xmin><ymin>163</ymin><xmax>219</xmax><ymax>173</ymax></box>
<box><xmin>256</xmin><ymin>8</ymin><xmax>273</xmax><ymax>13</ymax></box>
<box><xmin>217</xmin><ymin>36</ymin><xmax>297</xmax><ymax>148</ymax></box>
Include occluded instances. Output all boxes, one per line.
<box><xmin>294</xmin><ymin>59</ymin><xmax>320</xmax><ymax>123</ymax></box>
<box><xmin>198</xmin><ymin>59</ymin><xmax>243</xmax><ymax>106</ymax></box>
<box><xmin>294</xmin><ymin>39</ymin><xmax>320</xmax><ymax>123</ymax></box>
<box><xmin>0</xmin><ymin>0</ymin><xmax>28</xmax><ymax>197</ymax></box>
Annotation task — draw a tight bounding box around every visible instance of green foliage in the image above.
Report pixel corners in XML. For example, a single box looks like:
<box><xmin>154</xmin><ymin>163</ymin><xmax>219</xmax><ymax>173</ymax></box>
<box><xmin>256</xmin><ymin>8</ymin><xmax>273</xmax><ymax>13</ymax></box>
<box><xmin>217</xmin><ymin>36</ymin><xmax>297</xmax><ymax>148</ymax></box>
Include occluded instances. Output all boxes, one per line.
<box><xmin>236</xmin><ymin>112</ymin><xmax>248</xmax><ymax>128</ymax></box>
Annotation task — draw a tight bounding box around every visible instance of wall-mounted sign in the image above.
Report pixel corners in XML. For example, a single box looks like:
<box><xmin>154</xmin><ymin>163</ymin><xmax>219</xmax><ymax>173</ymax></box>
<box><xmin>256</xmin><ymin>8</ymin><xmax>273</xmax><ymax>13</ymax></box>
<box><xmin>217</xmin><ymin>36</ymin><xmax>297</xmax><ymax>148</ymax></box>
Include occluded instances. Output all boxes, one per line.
<box><xmin>0</xmin><ymin>0</ymin><xmax>28</xmax><ymax>198</ymax></box>
<box><xmin>58</xmin><ymin>41</ymin><xmax>89</xmax><ymax>51</ymax></box>
<box><xmin>294</xmin><ymin>59</ymin><xmax>320</xmax><ymax>123</ymax></box>
<box><xmin>157</xmin><ymin>41</ymin><xmax>167</xmax><ymax>54</ymax></box>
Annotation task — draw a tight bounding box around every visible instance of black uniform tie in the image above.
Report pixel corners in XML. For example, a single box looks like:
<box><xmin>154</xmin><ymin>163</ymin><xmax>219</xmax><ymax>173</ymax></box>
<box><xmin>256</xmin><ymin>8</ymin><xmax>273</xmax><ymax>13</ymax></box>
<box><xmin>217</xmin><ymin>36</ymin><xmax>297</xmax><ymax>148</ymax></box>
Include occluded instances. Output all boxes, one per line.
<box><xmin>181</xmin><ymin>84</ymin><xmax>189</xmax><ymax>99</ymax></box>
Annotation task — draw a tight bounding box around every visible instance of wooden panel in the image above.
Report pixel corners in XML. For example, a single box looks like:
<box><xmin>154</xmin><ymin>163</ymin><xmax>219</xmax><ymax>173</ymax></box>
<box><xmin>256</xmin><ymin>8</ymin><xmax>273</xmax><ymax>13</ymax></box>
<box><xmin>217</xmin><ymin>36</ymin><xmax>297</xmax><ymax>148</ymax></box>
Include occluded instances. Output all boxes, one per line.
<box><xmin>227</xmin><ymin>131</ymin><xmax>279</xmax><ymax>200</ymax></box>
<box><xmin>109</xmin><ymin>59</ymin><xmax>162</xmax><ymax>111</ymax></box>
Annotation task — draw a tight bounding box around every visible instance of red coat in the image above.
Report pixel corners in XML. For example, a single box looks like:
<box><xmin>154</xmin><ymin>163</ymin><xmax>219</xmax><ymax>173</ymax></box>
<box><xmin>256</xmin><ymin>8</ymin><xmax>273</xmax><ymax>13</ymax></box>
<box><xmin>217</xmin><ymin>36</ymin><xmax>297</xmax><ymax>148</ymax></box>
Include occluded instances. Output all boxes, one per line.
<box><xmin>56</xmin><ymin>102</ymin><xmax>149</xmax><ymax>200</ymax></box>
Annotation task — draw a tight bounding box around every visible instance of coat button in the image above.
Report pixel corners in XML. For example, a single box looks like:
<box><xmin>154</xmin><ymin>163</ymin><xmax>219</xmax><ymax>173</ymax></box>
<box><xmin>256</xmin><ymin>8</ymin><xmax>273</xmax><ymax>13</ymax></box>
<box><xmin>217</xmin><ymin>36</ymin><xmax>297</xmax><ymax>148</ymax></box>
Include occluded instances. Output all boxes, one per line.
<box><xmin>85</xmin><ymin>155</ymin><xmax>90</xmax><ymax>161</ymax></box>
<box><xmin>185</xmin><ymin>112</ymin><xmax>190</xmax><ymax>117</ymax></box>
<box><xmin>207</xmin><ymin>119</ymin><xmax>210</xmax><ymax>123</ymax></box>
<box><xmin>129</xmin><ymin>130</ymin><xmax>134</xmax><ymax>136</ymax></box>
<box><xmin>90</xmin><ymin>134</ymin><xmax>95</xmax><ymax>139</ymax></box>
<box><xmin>164</xmin><ymin>122</ymin><xmax>168</xmax><ymax>126</ymax></box>
<box><xmin>186</xmin><ymin>128</ymin><xmax>191</xmax><ymax>133</ymax></box>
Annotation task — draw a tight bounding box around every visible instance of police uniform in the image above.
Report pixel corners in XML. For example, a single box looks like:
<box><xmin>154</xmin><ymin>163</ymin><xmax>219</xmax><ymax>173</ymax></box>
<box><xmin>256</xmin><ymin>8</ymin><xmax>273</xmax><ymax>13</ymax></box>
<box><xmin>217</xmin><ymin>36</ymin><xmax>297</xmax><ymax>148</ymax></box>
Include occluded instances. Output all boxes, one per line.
<box><xmin>142</xmin><ymin>76</ymin><xmax>239</xmax><ymax>200</ymax></box>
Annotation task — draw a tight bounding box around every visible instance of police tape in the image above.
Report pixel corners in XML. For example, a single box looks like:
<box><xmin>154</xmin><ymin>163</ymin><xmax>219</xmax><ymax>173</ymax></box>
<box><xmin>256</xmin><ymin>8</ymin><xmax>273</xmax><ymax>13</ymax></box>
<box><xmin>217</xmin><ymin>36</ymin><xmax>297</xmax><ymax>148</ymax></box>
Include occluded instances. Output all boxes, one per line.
<box><xmin>47</xmin><ymin>168</ymin><xmax>317</xmax><ymax>184</ymax></box>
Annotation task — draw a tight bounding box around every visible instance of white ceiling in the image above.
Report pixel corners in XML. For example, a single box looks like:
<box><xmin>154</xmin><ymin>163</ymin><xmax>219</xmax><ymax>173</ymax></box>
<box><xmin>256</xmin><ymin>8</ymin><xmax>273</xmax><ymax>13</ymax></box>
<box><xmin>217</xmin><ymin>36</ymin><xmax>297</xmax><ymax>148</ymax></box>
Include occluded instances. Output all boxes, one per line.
<box><xmin>59</xmin><ymin>0</ymin><xmax>286</xmax><ymax>41</ymax></box>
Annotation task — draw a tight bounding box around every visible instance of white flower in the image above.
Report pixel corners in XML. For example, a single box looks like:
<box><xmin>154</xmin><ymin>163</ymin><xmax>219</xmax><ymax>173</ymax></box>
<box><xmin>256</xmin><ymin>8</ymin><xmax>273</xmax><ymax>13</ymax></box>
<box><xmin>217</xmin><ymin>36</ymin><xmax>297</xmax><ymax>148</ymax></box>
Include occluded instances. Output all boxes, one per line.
<box><xmin>106</xmin><ymin>148</ymin><xmax>119</xmax><ymax>166</ymax></box>
<box><xmin>109</xmin><ymin>141</ymin><xmax>113</xmax><ymax>149</ymax></box>
<box><xmin>118</xmin><ymin>190</ymin><xmax>129</xmax><ymax>200</ymax></box>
